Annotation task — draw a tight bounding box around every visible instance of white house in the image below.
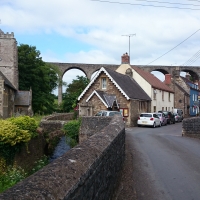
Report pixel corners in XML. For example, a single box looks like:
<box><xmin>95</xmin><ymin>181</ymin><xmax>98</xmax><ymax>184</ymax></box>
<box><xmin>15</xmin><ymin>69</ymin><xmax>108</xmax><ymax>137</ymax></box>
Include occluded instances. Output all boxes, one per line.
<box><xmin>116</xmin><ymin>53</ymin><xmax>174</xmax><ymax>112</ymax></box>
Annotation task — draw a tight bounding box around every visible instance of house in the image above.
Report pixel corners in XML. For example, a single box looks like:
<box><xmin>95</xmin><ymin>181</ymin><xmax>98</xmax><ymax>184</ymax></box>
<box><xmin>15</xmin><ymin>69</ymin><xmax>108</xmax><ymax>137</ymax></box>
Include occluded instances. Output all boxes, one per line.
<box><xmin>116</xmin><ymin>53</ymin><xmax>175</xmax><ymax>113</ymax></box>
<box><xmin>173</xmin><ymin>74</ymin><xmax>200</xmax><ymax>116</ymax></box>
<box><xmin>0</xmin><ymin>29</ymin><xmax>32</xmax><ymax>118</ymax></box>
<box><xmin>78</xmin><ymin>67</ymin><xmax>151</xmax><ymax>126</ymax></box>
<box><xmin>164</xmin><ymin>74</ymin><xmax>190</xmax><ymax>117</ymax></box>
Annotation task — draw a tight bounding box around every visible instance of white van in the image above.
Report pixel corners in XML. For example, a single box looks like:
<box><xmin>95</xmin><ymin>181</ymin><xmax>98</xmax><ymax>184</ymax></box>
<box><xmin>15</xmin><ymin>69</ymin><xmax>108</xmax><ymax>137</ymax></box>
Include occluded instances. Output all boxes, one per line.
<box><xmin>173</xmin><ymin>109</ymin><xmax>183</xmax><ymax>120</ymax></box>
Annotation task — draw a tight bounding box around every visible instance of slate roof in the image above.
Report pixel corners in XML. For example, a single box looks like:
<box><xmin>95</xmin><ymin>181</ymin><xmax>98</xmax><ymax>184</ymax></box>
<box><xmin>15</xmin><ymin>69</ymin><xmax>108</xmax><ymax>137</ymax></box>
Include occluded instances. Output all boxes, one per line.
<box><xmin>180</xmin><ymin>76</ymin><xmax>200</xmax><ymax>91</ymax></box>
<box><xmin>0</xmin><ymin>71</ymin><xmax>17</xmax><ymax>90</ymax></box>
<box><xmin>131</xmin><ymin>66</ymin><xmax>174</xmax><ymax>93</ymax></box>
<box><xmin>78</xmin><ymin>67</ymin><xmax>151</xmax><ymax>101</ymax></box>
<box><xmin>15</xmin><ymin>91</ymin><xmax>31</xmax><ymax>106</ymax></box>
<box><xmin>86</xmin><ymin>90</ymin><xmax>119</xmax><ymax>108</ymax></box>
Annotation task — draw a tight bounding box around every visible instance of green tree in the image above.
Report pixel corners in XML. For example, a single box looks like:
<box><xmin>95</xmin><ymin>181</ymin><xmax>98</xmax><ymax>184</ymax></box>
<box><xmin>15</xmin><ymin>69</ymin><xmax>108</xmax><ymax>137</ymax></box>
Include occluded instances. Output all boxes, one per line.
<box><xmin>62</xmin><ymin>76</ymin><xmax>89</xmax><ymax>112</ymax></box>
<box><xmin>18</xmin><ymin>44</ymin><xmax>59</xmax><ymax>114</ymax></box>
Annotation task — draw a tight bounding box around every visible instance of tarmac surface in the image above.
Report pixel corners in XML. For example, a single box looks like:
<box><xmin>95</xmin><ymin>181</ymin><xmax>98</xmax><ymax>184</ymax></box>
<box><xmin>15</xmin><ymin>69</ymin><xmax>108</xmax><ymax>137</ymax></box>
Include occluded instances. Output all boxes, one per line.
<box><xmin>112</xmin><ymin>122</ymin><xmax>200</xmax><ymax>200</ymax></box>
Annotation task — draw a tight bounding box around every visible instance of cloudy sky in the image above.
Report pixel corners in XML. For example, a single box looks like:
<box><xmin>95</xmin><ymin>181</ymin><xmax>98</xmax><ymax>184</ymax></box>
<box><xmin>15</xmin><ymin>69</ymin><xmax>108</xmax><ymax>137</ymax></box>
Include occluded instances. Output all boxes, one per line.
<box><xmin>1</xmin><ymin>0</ymin><xmax>200</xmax><ymax>94</ymax></box>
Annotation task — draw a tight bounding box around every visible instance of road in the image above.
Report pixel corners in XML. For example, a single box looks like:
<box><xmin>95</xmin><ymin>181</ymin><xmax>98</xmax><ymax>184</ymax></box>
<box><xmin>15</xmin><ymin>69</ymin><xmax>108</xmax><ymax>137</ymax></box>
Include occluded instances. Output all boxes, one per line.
<box><xmin>113</xmin><ymin>122</ymin><xmax>200</xmax><ymax>200</ymax></box>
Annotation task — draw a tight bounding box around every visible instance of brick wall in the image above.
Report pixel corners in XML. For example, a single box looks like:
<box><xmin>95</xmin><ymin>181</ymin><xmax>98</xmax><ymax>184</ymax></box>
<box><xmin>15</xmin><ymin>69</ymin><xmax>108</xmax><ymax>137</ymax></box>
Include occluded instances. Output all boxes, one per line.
<box><xmin>182</xmin><ymin>117</ymin><xmax>200</xmax><ymax>138</ymax></box>
<box><xmin>0</xmin><ymin>115</ymin><xmax>125</xmax><ymax>200</ymax></box>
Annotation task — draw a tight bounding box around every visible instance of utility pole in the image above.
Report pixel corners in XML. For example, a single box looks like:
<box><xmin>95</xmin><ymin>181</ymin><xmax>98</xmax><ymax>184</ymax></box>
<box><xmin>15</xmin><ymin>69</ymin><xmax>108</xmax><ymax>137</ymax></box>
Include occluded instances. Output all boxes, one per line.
<box><xmin>122</xmin><ymin>34</ymin><xmax>136</xmax><ymax>62</ymax></box>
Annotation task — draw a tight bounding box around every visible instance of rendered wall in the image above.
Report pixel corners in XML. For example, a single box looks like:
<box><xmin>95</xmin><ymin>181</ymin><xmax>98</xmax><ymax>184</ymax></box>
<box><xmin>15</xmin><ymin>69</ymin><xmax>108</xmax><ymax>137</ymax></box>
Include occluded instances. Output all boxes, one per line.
<box><xmin>0</xmin><ymin>115</ymin><xmax>125</xmax><ymax>200</ymax></box>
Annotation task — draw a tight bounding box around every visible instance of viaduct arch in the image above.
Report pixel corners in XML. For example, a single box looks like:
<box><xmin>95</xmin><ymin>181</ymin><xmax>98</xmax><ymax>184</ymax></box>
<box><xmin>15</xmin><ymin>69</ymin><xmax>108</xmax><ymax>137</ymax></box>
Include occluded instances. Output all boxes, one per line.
<box><xmin>47</xmin><ymin>62</ymin><xmax>200</xmax><ymax>104</ymax></box>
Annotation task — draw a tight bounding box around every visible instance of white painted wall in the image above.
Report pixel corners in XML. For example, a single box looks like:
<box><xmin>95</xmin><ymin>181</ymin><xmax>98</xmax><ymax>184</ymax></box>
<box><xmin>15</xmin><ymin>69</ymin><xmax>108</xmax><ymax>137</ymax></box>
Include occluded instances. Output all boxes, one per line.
<box><xmin>116</xmin><ymin>64</ymin><xmax>174</xmax><ymax>112</ymax></box>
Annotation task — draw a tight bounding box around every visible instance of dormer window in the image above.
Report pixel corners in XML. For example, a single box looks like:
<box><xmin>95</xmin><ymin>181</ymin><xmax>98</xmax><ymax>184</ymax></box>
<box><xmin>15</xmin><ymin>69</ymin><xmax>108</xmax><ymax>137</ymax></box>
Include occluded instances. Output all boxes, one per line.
<box><xmin>102</xmin><ymin>77</ymin><xmax>107</xmax><ymax>89</ymax></box>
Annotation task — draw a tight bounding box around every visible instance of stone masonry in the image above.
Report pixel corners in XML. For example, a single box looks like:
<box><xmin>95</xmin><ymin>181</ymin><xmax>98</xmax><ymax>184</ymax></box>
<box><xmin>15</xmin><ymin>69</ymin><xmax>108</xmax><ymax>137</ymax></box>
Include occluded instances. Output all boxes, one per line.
<box><xmin>0</xmin><ymin>30</ymin><xmax>18</xmax><ymax>89</ymax></box>
<box><xmin>0</xmin><ymin>115</ymin><xmax>125</xmax><ymax>200</ymax></box>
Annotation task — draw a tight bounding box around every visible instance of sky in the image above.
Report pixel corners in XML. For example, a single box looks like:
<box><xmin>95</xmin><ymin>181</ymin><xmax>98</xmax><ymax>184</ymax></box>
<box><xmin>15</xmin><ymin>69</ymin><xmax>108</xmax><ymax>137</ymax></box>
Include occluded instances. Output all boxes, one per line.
<box><xmin>0</xmin><ymin>0</ymin><xmax>200</xmax><ymax>94</ymax></box>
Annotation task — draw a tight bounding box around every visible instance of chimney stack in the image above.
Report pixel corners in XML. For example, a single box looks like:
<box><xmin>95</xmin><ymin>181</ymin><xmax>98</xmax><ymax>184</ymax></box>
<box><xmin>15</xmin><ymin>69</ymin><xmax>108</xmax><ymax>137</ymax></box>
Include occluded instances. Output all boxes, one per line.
<box><xmin>121</xmin><ymin>52</ymin><xmax>130</xmax><ymax>64</ymax></box>
<box><xmin>164</xmin><ymin>74</ymin><xmax>171</xmax><ymax>85</ymax></box>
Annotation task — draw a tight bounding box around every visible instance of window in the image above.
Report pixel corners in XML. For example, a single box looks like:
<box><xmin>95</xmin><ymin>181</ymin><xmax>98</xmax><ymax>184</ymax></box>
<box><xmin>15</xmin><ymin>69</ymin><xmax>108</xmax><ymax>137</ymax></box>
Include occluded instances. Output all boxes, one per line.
<box><xmin>168</xmin><ymin>92</ymin><xmax>170</xmax><ymax>101</ymax></box>
<box><xmin>153</xmin><ymin>106</ymin><xmax>156</xmax><ymax>112</ymax></box>
<box><xmin>101</xmin><ymin>78</ymin><xmax>107</xmax><ymax>89</ymax></box>
<box><xmin>162</xmin><ymin>91</ymin><xmax>164</xmax><ymax>101</ymax></box>
<box><xmin>153</xmin><ymin>92</ymin><xmax>156</xmax><ymax>100</ymax></box>
<box><xmin>162</xmin><ymin>107</ymin><xmax>164</xmax><ymax>111</ymax></box>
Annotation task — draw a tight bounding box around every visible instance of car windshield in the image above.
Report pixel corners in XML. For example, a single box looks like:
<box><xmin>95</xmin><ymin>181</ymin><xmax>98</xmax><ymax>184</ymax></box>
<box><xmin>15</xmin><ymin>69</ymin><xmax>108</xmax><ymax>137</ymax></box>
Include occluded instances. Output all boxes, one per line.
<box><xmin>157</xmin><ymin>113</ymin><xmax>162</xmax><ymax>117</ymax></box>
<box><xmin>140</xmin><ymin>114</ymin><xmax>152</xmax><ymax>117</ymax></box>
<box><xmin>109</xmin><ymin>112</ymin><xmax>121</xmax><ymax>116</ymax></box>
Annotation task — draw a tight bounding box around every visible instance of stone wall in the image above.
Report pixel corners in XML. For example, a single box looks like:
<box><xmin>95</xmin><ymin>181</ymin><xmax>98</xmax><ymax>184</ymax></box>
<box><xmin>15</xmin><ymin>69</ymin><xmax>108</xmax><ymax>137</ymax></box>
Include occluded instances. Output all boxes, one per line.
<box><xmin>40</xmin><ymin>113</ymin><xmax>74</xmax><ymax>133</ymax></box>
<box><xmin>182</xmin><ymin>117</ymin><xmax>200</xmax><ymax>138</ymax></box>
<box><xmin>0</xmin><ymin>115</ymin><xmax>125</xmax><ymax>200</ymax></box>
<box><xmin>0</xmin><ymin>30</ymin><xmax>18</xmax><ymax>89</ymax></box>
<box><xmin>79</xmin><ymin>116</ymin><xmax>113</xmax><ymax>143</ymax></box>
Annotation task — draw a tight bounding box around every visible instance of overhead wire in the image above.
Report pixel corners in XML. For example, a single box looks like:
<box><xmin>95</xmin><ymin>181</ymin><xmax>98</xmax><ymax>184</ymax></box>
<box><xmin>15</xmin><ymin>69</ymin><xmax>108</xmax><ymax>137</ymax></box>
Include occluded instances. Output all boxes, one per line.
<box><xmin>145</xmin><ymin>29</ymin><xmax>200</xmax><ymax>65</ymax></box>
<box><xmin>90</xmin><ymin>0</ymin><xmax>200</xmax><ymax>10</ymax></box>
<box><xmin>182</xmin><ymin>50</ymin><xmax>200</xmax><ymax>66</ymax></box>
<box><xmin>131</xmin><ymin>0</ymin><xmax>200</xmax><ymax>7</ymax></box>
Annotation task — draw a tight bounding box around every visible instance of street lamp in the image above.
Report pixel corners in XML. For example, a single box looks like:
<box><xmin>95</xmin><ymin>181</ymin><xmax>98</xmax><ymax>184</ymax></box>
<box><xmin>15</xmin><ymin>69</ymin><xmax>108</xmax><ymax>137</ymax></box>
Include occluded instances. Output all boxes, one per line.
<box><xmin>122</xmin><ymin>34</ymin><xmax>136</xmax><ymax>62</ymax></box>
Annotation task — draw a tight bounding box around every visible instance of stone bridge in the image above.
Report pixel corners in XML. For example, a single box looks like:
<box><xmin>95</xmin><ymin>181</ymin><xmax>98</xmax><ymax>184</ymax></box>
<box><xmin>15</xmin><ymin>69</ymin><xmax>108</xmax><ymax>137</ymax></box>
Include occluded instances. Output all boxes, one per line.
<box><xmin>47</xmin><ymin>62</ymin><xmax>200</xmax><ymax>103</ymax></box>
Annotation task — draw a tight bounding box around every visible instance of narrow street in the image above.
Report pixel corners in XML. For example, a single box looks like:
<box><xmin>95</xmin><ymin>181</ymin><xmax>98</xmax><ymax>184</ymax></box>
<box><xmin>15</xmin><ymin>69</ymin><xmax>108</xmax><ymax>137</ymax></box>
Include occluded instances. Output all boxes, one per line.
<box><xmin>113</xmin><ymin>123</ymin><xmax>200</xmax><ymax>200</ymax></box>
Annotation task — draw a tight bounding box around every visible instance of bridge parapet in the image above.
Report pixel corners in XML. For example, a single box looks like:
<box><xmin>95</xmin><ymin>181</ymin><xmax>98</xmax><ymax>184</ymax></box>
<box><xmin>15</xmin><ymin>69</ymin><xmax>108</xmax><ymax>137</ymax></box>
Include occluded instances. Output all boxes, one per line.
<box><xmin>182</xmin><ymin>117</ymin><xmax>200</xmax><ymax>138</ymax></box>
<box><xmin>0</xmin><ymin>115</ymin><xmax>125</xmax><ymax>200</ymax></box>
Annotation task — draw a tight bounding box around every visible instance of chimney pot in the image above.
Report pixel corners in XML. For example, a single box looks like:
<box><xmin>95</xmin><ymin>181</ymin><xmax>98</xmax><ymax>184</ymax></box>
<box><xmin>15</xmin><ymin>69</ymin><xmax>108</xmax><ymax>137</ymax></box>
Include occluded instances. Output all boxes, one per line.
<box><xmin>121</xmin><ymin>53</ymin><xmax>130</xmax><ymax>64</ymax></box>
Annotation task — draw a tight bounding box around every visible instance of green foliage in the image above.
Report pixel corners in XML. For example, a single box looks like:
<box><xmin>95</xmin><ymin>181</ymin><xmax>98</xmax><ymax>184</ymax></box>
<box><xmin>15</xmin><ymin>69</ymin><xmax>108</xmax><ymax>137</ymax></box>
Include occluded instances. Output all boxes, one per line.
<box><xmin>0</xmin><ymin>155</ymin><xmax>49</xmax><ymax>193</ymax></box>
<box><xmin>62</xmin><ymin>76</ymin><xmax>89</xmax><ymax>112</ymax></box>
<box><xmin>0</xmin><ymin>165</ymin><xmax>27</xmax><ymax>193</ymax></box>
<box><xmin>63</xmin><ymin>118</ymin><xmax>81</xmax><ymax>147</ymax></box>
<box><xmin>0</xmin><ymin>120</ymin><xmax>31</xmax><ymax>146</ymax></box>
<box><xmin>18</xmin><ymin>44</ymin><xmax>59</xmax><ymax>114</ymax></box>
<box><xmin>29</xmin><ymin>155</ymin><xmax>49</xmax><ymax>175</ymax></box>
<box><xmin>7</xmin><ymin>116</ymin><xmax>38</xmax><ymax>138</ymax></box>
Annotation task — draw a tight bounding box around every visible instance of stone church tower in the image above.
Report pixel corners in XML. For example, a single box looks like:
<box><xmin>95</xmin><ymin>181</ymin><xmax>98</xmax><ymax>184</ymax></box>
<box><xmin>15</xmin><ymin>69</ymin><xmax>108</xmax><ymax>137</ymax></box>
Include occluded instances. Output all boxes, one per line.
<box><xmin>0</xmin><ymin>29</ymin><xmax>18</xmax><ymax>89</ymax></box>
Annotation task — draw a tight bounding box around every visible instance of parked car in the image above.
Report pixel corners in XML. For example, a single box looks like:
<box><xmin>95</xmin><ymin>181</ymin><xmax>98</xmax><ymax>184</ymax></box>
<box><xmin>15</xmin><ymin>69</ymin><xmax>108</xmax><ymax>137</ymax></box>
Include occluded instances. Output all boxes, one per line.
<box><xmin>173</xmin><ymin>108</ymin><xmax>184</xmax><ymax>121</ymax></box>
<box><xmin>95</xmin><ymin>110</ymin><xmax>125</xmax><ymax>122</ymax></box>
<box><xmin>156</xmin><ymin>112</ymin><xmax>167</xmax><ymax>126</ymax></box>
<box><xmin>137</xmin><ymin>113</ymin><xmax>161</xmax><ymax>128</ymax></box>
<box><xmin>95</xmin><ymin>110</ymin><xmax>122</xmax><ymax>117</ymax></box>
<box><xmin>174</xmin><ymin>113</ymin><xmax>182</xmax><ymax>122</ymax></box>
<box><xmin>158</xmin><ymin>111</ymin><xmax>175</xmax><ymax>124</ymax></box>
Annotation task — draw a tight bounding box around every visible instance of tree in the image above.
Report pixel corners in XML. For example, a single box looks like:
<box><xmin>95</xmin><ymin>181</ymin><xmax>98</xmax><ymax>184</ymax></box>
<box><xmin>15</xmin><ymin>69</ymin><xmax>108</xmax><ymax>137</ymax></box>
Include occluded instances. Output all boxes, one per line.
<box><xmin>62</xmin><ymin>76</ymin><xmax>89</xmax><ymax>112</ymax></box>
<box><xmin>18</xmin><ymin>44</ymin><xmax>59</xmax><ymax>114</ymax></box>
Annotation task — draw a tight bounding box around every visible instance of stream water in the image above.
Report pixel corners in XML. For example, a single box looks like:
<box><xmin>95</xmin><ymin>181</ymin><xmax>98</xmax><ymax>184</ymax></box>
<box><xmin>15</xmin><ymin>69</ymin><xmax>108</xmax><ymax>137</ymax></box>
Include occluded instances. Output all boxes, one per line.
<box><xmin>49</xmin><ymin>136</ymin><xmax>70</xmax><ymax>162</ymax></box>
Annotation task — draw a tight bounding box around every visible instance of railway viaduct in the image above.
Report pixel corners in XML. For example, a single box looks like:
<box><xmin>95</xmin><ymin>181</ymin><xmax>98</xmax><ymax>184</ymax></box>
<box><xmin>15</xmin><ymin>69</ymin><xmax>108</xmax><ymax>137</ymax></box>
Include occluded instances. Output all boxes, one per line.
<box><xmin>47</xmin><ymin>62</ymin><xmax>200</xmax><ymax>104</ymax></box>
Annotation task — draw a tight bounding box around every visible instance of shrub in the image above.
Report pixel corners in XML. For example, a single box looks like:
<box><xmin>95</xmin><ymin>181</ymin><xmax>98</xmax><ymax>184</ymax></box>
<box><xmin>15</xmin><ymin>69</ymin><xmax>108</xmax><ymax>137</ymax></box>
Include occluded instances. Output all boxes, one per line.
<box><xmin>29</xmin><ymin>155</ymin><xmax>49</xmax><ymax>175</ymax></box>
<box><xmin>0</xmin><ymin>120</ymin><xmax>31</xmax><ymax>146</ymax></box>
<box><xmin>7</xmin><ymin>116</ymin><xmax>38</xmax><ymax>138</ymax></box>
<box><xmin>0</xmin><ymin>165</ymin><xmax>27</xmax><ymax>193</ymax></box>
<box><xmin>63</xmin><ymin>118</ymin><xmax>81</xmax><ymax>147</ymax></box>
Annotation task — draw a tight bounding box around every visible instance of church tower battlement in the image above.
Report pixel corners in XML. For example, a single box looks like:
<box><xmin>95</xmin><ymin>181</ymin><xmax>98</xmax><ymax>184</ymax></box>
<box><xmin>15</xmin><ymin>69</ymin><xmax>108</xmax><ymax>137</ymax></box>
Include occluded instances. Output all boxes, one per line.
<box><xmin>0</xmin><ymin>29</ymin><xmax>18</xmax><ymax>89</ymax></box>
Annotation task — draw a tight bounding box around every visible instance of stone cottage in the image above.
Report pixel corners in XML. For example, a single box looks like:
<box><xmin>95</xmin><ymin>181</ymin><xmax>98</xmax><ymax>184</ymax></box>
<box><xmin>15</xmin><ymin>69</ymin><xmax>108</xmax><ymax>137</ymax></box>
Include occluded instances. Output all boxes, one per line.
<box><xmin>78</xmin><ymin>67</ymin><xmax>151</xmax><ymax>127</ymax></box>
<box><xmin>0</xmin><ymin>29</ymin><xmax>32</xmax><ymax>118</ymax></box>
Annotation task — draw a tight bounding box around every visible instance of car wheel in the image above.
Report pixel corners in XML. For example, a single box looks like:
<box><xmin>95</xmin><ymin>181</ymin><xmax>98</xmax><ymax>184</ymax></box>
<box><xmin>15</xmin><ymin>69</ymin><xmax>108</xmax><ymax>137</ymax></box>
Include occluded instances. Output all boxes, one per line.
<box><xmin>138</xmin><ymin>124</ymin><xmax>141</xmax><ymax>127</ymax></box>
<box><xmin>152</xmin><ymin>122</ymin><xmax>156</xmax><ymax>128</ymax></box>
<box><xmin>173</xmin><ymin>120</ymin><xmax>175</xmax><ymax>124</ymax></box>
<box><xmin>159</xmin><ymin>122</ymin><xmax>161</xmax><ymax>127</ymax></box>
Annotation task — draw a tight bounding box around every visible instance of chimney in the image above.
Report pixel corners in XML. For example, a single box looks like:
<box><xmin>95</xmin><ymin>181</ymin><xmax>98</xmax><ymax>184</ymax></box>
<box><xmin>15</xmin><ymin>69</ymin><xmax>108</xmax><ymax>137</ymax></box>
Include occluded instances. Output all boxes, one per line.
<box><xmin>121</xmin><ymin>52</ymin><xmax>130</xmax><ymax>64</ymax></box>
<box><xmin>165</xmin><ymin>74</ymin><xmax>171</xmax><ymax>85</ymax></box>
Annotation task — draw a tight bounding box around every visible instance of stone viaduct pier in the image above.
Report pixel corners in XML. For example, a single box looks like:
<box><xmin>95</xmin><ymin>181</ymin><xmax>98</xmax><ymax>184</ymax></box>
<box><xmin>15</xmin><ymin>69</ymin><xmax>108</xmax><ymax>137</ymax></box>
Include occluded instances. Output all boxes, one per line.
<box><xmin>47</xmin><ymin>62</ymin><xmax>200</xmax><ymax>104</ymax></box>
